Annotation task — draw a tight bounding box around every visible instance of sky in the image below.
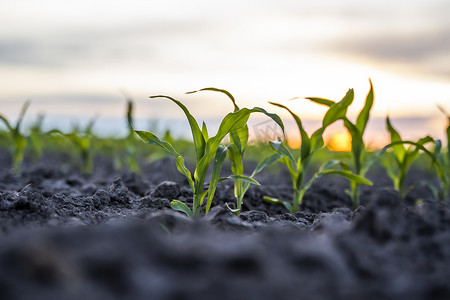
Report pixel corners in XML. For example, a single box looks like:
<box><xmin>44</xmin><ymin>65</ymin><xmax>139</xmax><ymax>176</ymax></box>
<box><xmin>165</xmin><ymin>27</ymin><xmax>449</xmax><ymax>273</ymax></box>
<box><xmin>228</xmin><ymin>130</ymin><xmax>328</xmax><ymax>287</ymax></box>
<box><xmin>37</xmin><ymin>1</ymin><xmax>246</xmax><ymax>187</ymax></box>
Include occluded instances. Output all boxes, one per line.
<box><xmin>1</xmin><ymin>0</ymin><xmax>449</xmax><ymax>145</ymax></box>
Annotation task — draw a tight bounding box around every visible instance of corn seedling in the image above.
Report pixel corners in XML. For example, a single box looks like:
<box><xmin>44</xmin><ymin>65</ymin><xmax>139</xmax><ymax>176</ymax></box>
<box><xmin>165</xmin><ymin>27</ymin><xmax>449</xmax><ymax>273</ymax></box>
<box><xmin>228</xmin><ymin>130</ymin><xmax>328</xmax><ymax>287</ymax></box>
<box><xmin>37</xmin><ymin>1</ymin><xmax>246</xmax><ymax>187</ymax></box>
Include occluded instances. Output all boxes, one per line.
<box><xmin>28</xmin><ymin>114</ymin><xmax>45</xmax><ymax>162</ymax></box>
<box><xmin>424</xmin><ymin>106</ymin><xmax>449</xmax><ymax>201</ymax></box>
<box><xmin>263</xmin><ymin>92</ymin><xmax>372</xmax><ymax>213</ymax></box>
<box><xmin>378</xmin><ymin>116</ymin><xmax>436</xmax><ymax>199</ymax></box>
<box><xmin>0</xmin><ymin>101</ymin><xmax>30</xmax><ymax>173</ymax></box>
<box><xmin>187</xmin><ymin>88</ymin><xmax>284</xmax><ymax>215</ymax></box>
<box><xmin>437</xmin><ymin>105</ymin><xmax>450</xmax><ymax>200</ymax></box>
<box><xmin>51</xmin><ymin>117</ymin><xmax>98</xmax><ymax>173</ymax></box>
<box><xmin>112</xmin><ymin>99</ymin><xmax>141</xmax><ymax>173</ymax></box>
<box><xmin>430</xmin><ymin>139</ymin><xmax>449</xmax><ymax>201</ymax></box>
<box><xmin>305</xmin><ymin>80</ymin><xmax>374</xmax><ymax>208</ymax></box>
<box><xmin>133</xmin><ymin>90</ymin><xmax>283</xmax><ymax>218</ymax></box>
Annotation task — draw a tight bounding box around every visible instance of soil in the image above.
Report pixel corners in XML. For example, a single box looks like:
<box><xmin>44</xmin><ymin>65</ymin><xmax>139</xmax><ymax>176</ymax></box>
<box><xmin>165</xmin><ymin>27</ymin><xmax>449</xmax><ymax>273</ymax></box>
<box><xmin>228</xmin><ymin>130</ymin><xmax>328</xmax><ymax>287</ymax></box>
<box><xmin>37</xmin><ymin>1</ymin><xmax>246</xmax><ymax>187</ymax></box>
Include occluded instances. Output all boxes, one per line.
<box><xmin>1</xmin><ymin>151</ymin><xmax>450</xmax><ymax>300</ymax></box>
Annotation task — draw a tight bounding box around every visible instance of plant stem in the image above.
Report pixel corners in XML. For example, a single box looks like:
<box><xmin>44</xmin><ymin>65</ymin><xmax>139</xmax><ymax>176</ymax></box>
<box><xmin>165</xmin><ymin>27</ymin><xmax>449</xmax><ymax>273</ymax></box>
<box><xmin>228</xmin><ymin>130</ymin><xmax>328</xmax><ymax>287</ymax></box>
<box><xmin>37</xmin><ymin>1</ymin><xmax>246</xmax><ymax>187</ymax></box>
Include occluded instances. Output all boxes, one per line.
<box><xmin>352</xmin><ymin>183</ymin><xmax>360</xmax><ymax>209</ymax></box>
<box><xmin>397</xmin><ymin>171</ymin><xmax>406</xmax><ymax>200</ymax></box>
<box><xmin>192</xmin><ymin>194</ymin><xmax>200</xmax><ymax>218</ymax></box>
<box><xmin>291</xmin><ymin>189</ymin><xmax>301</xmax><ymax>213</ymax></box>
<box><xmin>237</xmin><ymin>194</ymin><xmax>243</xmax><ymax>214</ymax></box>
<box><xmin>235</xmin><ymin>179</ymin><xmax>243</xmax><ymax>214</ymax></box>
<box><xmin>352</xmin><ymin>151</ymin><xmax>362</xmax><ymax>208</ymax></box>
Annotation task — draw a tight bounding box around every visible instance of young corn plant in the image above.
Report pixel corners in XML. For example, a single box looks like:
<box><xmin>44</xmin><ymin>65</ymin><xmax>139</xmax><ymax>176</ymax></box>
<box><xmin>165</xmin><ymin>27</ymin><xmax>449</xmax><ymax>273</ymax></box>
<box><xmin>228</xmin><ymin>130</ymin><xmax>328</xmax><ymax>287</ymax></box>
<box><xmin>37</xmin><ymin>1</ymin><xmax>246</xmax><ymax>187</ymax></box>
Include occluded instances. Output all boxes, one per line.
<box><xmin>28</xmin><ymin>114</ymin><xmax>45</xmax><ymax>162</ymax></box>
<box><xmin>187</xmin><ymin>88</ymin><xmax>283</xmax><ymax>215</ymax></box>
<box><xmin>51</xmin><ymin>117</ymin><xmax>98</xmax><ymax>173</ymax></box>
<box><xmin>305</xmin><ymin>80</ymin><xmax>375</xmax><ymax>208</ymax></box>
<box><xmin>0</xmin><ymin>101</ymin><xmax>31</xmax><ymax>173</ymax></box>
<box><xmin>401</xmin><ymin>106</ymin><xmax>448</xmax><ymax>202</ymax></box>
<box><xmin>133</xmin><ymin>92</ymin><xmax>284</xmax><ymax>218</ymax></box>
<box><xmin>378</xmin><ymin>116</ymin><xmax>436</xmax><ymax>200</ymax></box>
<box><xmin>113</xmin><ymin>99</ymin><xmax>141</xmax><ymax>173</ymax></box>
<box><xmin>434</xmin><ymin>105</ymin><xmax>450</xmax><ymax>200</ymax></box>
<box><xmin>430</xmin><ymin>139</ymin><xmax>449</xmax><ymax>201</ymax></box>
<box><xmin>263</xmin><ymin>91</ymin><xmax>372</xmax><ymax>213</ymax></box>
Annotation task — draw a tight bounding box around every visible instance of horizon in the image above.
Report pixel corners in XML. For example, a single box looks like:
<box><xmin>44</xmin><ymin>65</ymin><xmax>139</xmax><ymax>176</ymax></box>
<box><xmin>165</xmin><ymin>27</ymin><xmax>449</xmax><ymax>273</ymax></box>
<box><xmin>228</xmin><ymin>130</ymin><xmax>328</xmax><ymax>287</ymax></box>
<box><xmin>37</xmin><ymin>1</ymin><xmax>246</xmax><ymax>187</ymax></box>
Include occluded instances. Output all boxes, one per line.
<box><xmin>1</xmin><ymin>106</ymin><xmax>446</xmax><ymax>151</ymax></box>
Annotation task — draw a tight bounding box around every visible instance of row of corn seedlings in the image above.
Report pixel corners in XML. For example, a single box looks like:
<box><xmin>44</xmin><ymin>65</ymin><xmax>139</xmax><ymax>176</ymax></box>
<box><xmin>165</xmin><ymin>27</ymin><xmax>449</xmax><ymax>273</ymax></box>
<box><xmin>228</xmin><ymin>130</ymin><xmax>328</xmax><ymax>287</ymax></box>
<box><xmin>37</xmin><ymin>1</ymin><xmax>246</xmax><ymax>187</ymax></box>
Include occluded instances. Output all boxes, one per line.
<box><xmin>0</xmin><ymin>83</ymin><xmax>448</xmax><ymax>218</ymax></box>
<box><xmin>0</xmin><ymin>100</ymin><xmax>169</xmax><ymax>174</ymax></box>
<box><xmin>131</xmin><ymin>83</ymin><xmax>448</xmax><ymax>217</ymax></box>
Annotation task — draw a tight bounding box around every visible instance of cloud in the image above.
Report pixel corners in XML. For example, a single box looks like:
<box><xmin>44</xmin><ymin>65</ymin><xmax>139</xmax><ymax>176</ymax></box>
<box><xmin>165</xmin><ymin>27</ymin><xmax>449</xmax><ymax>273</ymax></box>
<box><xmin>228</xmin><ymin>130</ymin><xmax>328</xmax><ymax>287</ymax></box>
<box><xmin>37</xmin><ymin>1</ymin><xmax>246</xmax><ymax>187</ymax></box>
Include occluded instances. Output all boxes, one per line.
<box><xmin>0</xmin><ymin>17</ymin><xmax>212</xmax><ymax>69</ymax></box>
<box><xmin>325</xmin><ymin>28</ymin><xmax>450</xmax><ymax>80</ymax></box>
<box><xmin>0</xmin><ymin>39</ymin><xmax>91</xmax><ymax>68</ymax></box>
<box><xmin>335</xmin><ymin>30</ymin><xmax>450</xmax><ymax>62</ymax></box>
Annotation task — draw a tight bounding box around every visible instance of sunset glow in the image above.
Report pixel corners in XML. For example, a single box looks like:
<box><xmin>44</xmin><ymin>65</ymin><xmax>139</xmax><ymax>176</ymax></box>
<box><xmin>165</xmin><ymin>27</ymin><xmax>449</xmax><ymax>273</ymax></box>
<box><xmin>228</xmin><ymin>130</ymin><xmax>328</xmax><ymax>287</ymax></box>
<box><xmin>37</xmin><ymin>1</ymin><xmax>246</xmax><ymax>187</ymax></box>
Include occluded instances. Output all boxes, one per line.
<box><xmin>287</xmin><ymin>136</ymin><xmax>302</xmax><ymax>150</ymax></box>
<box><xmin>327</xmin><ymin>131</ymin><xmax>353</xmax><ymax>152</ymax></box>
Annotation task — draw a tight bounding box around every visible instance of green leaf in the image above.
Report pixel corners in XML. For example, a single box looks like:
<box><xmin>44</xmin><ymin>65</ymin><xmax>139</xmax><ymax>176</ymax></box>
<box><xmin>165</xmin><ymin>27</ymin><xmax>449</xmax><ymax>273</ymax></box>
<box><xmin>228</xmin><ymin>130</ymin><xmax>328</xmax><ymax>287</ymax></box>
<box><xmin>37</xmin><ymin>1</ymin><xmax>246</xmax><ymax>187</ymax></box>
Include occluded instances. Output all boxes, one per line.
<box><xmin>321</xmin><ymin>170</ymin><xmax>372</xmax><ymax>185</ymax></box>
<box><xmin>65</xmin><ymin>132</ymin><xmax>83</xmax><ymax>148</ymax></box>
<box><xmin>318</xmin><ymin>159</ymin><xmax>342</xmax><ymax>171</ymax></box>
<box><xmin>0</xmin><ymin>100</ymin><xmax>30</xmax><ymax>139</ymax></box>
<box><xmin>343</xmin><ymin>119</ymin><xmax>361</xmax><ymax>144</ymax></box>
<box><xmin>416</xmin><ymin>136</ymin><xmax>434</xmax><ymax>147</ymax></box>
<box><xmin>269</xmin><ymin>138</ymin><xmax>296</xmax><ymax>166</ymax></box>
<box><xmin>186</xmin><ymin>88</ymin><xmax>285</xmax><ymax>146</ymax></box>
<box><xmin>277</xmin><ymin>157</ymin><xmax>298</xmax><ymax>183</ymax></box>
<box><xmin>379</xmin><ymin>153</ymin><xmax>399</xmax><ymax>182</ymax></box>
<box><xmin>406</xmin><ymin>137</ymin><xmax>435</xmax><ymax>175</ymax></box>
<box><xmin>294</xmin><ymin>161</ymin><xmax>304</xmax><ymax>191</ymax></box>
<box><xmin>150</xmin><ymin>95</ymin><xmax>206</xmax><ymax>162</ymax></box>
<box><xmin>48</xmin><ymin>129</ymin><xmax>64</xmax><ymax>136</ymax></box>
<box><xmin>262</xmin><ymin>196</ymin><xmax>293</xmax><ymax>211</ymax></box>
<box><xmin>251</xmin><ymin>153</ymin><xmax>283</xmax><ymax>176</ymax></box>
<box><xmin>305</xmin><ymin>97</ymin><xmax>335</xmax><ymax>107</ymax></box>
<box><xmin>230</xmin><ymin>125</ymin><xmax>249</xmax><ymax>154</ymax></box>
<box><xmin>322</xmin><ymin>89</ymin><xmax>354</xmax><ymax>128</ymax></box>
<box><xmin>195</xmin><ymin>107</ymin><xmax>277</xmax><ymax>193</ymax></box>
<box><xmin>205</xmin><ymin>145</ymin><xmax>228</xmax><ymax>213</ymax></box>
<box><xmin>310</xmin><ymin>128</ymin><xmax>325</xmax><ymax>151</ymax></box>
<box><xmin>170</xmin><ymin>200</ymin><xmax>193</xmax><ymax>218</ymax></box>
<box><xmin>186</xmin><ymin>87</ymin><xmax>239</xmax><ymax>112</ymax></box>
<box><xmin>197</xmin><ymin>190</ymin><xmax>208</xmax><ymax>208</ymax></box>
<box><xmin>201</xmin><ymin>121</ymin><xmax>209</xmax><ymax>141</ymax></box>
<box><xmin>126</xmin><ymin>100</ymin><xmax>134</xmax><ymax>130</ymax></box>
<box><xmin>297</xmin><ymin>161</ymin><xmax>372</xmax><ymax>207</ymax></box>
<box><xmin>15</xmin><ymin>100</ymin><xmax>31</xmax><ymax>131</ymax></box>
<box><xmin>227</xmin><ymin>143</ymin><xmax>244</xmax><ymax>175</ymax></box>
<box><xmin>228</xmin><ymin>174</ymin><xmax>261</xmax><ymax>186</ymax></box>
<box><xmin>269</xmin><ymin>102</ymin><xmax>310</xmax><ymax>162</ymax></box>
<box><xmin>225</xmin><ymin>203</ymin><xmax>240</xmax><ymax>214</ymax></box>
<box><xmin>343</xmin><ymin>119</ymin><xmax>364</xmax><ymax>173</ymax></box>
<box><xmin>251</xmin><ymin>107</ymin><xmax>285</xmax><ymax>133</ymax></box>
<box><xmin>380</xmin><ymin>140</ymin><xmax>441</xmax><ymax>178</ymax></box>
<box><xmin>355</xmin><ymin>78</ymin><xmax>374</xmax><ymax>133</ymax></box>
<box><xmin>135</xmin><ymin>130</ymin><xmax>195</xmax><ymax>190</ymax></box>
<box><xmin>447</xmin><ymin>125</ymin><xmax>450</xmax><ymax>164</ymax></box>
<box><xmin>241</xmin><ymin>153</ymin><xmax>282</xmax><ymax>196</ymax></box>
<box><xmin>438</xmin><ymin>105</ymin><xmax>450</xmax><ymax>160</ymax></box>
<box><xmin>404</xmin><ymin>136</ymin><xmax>433</xmax><ymax>168</ymax></box>
<box><xmin>434</xmin><ymin>139</ymin><xmax>442</xmax><ymax>154</ymax></box>
<box><xmin>194</xmin><ymin>108</ymin><xmax>253</xmax><ymax>191</ymax></box>
<box><xmin>11</xmin><ymin>135</ymin><xmax>26</xmax><ymax>173</ymax></box>
<box><xmin>0</xmin><ymin>114</ymin><xmax>13</xmax><ymax>132</ymax></box>
<box><xmin>433</xmin><ymin>139</ymin><xmax>445</xmax><ymax>166</ymax></box>
<box><xmin>386</xmin><ymin>116</ymin><xmax>406</xmax><ymax>161</ymax></box>
<box><xmin>85</xmin><ymin>115</ymin><xmax>98</xmax><ymax>135</ymax></box>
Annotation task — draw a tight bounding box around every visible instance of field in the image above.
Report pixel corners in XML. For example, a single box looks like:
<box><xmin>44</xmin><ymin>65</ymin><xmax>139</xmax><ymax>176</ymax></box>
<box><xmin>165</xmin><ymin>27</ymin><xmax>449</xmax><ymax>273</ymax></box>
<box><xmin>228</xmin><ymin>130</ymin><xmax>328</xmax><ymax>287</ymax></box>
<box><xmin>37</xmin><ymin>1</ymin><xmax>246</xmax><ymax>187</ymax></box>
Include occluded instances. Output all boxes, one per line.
<box><xmin>1</xmin><ymin>86</ymin><xmax>450</xmax><ymax>299</ymax></box>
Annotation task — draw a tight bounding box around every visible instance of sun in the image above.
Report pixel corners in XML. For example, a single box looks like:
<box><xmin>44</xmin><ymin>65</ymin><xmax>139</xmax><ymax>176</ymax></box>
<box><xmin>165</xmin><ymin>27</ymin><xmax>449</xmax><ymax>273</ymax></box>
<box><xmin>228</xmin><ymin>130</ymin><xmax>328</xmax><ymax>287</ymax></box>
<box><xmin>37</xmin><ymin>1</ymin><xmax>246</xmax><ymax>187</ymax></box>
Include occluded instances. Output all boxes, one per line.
<box><xmin>287</xmin><ymin>137</ymin><xmax>301</xmax><ymax>149</ymax></box>
<box><xmin>328</xmin><ymin>131</ymin><xmax>352</xmax><ymax>152</ymax></box>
